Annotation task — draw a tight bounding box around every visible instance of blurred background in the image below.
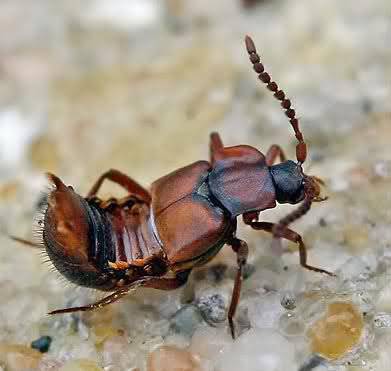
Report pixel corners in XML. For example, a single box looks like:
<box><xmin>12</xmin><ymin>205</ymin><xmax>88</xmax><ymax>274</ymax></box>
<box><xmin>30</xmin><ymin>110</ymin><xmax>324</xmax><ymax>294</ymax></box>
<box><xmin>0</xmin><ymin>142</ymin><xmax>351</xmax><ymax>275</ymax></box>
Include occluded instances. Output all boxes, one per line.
<box><xmin>0</xmin><ymin>0</ymin><xmax>390</xmax><ymax>370</ymax></box>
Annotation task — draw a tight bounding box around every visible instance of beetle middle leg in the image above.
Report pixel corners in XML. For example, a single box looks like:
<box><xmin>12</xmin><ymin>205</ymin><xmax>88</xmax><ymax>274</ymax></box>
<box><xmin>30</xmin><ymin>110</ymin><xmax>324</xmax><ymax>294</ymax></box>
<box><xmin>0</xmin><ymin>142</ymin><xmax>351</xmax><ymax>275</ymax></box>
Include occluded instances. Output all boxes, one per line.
<box><xmin>227</xmin><ymin>238</ymin><xmax>249</xmax><ymax>339</ymax></box>
<box><xmin>247</xmin><ymin>221</ymin><xmax>334</xmax><ymax>276</ymax></box>
<box><xmin>48</xmin><ymin>270</ymin><xmax>191</xmax><ymax>315</ymax></box>
<box><xmin>265</xmin><ymin>144</ymin><xmax>286</xmax><ymax>166</ymax></box>
<box><xmin>86</xmin><ymin>169</ymin><xmax>151</xmax><ymax>203</ymax></box>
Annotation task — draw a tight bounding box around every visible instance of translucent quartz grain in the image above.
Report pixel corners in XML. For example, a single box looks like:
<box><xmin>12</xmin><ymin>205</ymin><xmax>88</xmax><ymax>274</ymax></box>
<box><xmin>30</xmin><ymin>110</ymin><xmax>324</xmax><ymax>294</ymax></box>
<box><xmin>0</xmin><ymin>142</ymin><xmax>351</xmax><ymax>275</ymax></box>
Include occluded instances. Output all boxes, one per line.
<box><xmin>147</xmin><ymin>345</ymin><xmax>203</xmax><ymax>371</ymax></box>
<box><xmin>308</xmin><ymin>302</ymin><xmax>364</xmax><ymax>360</ymax></box>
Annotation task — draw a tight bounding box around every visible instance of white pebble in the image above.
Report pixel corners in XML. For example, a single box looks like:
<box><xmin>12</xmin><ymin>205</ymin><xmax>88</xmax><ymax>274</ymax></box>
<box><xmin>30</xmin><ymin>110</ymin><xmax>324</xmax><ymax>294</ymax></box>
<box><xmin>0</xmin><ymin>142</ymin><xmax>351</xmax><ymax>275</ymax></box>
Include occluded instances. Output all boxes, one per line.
<box><xmin>190</xmin><ymin>326</ymin><xmax>232</xmax><ymax>361</ymax></box>
<box><xmin>214</xmin><ymin>329</ymin><xmax>297</xmax><ymax>371</ymax></box>
<box><xmin>246</xmin><ymin>292</ymin><xmax>284</xmax><ymax>329</ymax></box>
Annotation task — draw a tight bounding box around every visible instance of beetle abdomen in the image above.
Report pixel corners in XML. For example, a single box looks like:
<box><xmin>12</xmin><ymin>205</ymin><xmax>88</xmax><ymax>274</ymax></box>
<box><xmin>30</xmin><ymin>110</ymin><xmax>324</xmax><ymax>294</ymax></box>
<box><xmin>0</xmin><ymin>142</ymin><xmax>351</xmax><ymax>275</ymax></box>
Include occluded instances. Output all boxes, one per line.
<box><xmin>43</xmin><ymin>188</ymin><xmax>116</xmax><ymax>290</ymax></box>
<box><xmin>104</xmin><ymin>201</ymin><xmax>162</xmax><ymax>265</ymax></box>
<box><xmin>43</xmin><ymin>177</ymin><xmax>163</xmax><ymax>290</ymax></box>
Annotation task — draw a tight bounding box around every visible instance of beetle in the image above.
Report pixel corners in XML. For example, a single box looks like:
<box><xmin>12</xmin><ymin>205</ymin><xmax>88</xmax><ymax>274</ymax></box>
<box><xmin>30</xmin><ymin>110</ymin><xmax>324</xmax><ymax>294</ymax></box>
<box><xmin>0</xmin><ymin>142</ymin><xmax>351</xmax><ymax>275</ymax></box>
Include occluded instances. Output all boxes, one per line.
<box><xmin>19</xmin><ymin>36</ymin><xmax>333</xmax><ymax>338</ymax></box>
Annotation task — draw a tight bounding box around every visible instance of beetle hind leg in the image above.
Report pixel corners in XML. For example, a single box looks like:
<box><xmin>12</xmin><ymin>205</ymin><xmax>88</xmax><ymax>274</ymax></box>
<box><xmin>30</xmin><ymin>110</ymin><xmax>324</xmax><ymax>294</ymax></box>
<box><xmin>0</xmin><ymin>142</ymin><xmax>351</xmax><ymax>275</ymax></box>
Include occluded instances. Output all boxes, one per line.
<box><xmin>48</xmin><ymin>287</ymin><xmax>133</xmax><ymax>315</ymax></box>
<box><xmin>48</xmin><ymin>271</ymin><xmax>191</xmax><ymax>315</ymax></box>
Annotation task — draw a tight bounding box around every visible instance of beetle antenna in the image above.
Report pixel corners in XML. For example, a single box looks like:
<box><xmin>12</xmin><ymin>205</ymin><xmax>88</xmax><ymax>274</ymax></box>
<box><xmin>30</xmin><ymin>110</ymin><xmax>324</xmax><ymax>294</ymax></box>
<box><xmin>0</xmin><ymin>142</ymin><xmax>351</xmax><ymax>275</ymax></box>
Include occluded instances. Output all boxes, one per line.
<box><xmin>245</xmin><ymin>35</ymin><xmax>307</xmax><ymax>164</ymax></box>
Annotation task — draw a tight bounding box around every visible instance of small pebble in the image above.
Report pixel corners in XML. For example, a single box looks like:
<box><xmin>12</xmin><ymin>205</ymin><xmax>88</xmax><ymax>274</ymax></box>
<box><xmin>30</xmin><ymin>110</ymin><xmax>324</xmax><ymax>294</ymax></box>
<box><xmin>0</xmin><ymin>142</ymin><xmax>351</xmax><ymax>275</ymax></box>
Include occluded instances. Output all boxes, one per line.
<box><xmin>308</xmin><ymin>302</ymin><xmax>364</xmax><ymax>360</ymax></box>
<box><xmin>170</xmin><ymin>304</ymin><xmax>203</xmax><ymax>336</ymax></box>
<box><xmin>197</xmin><ymin>294</ymin><xmax>226</xmax><ymax>325</ymax></box>
<box><xmin>374</xmin><ymin>313</ymin><xmax>391</xmax><ymax>328</ymax></box>
<box><xmin>31</xmin><ymin>335</ymin><xmax>52</xmax><ymax>353</ymax></box>
<box><xmin>147</xmin><ymin>345</ymin><xmax>203</xmax><ymax>371</ymax></box>
<box><xmin>280</xmin><ymin>291</ymin><xmax>296</xmax><ymax>310</ymax></box>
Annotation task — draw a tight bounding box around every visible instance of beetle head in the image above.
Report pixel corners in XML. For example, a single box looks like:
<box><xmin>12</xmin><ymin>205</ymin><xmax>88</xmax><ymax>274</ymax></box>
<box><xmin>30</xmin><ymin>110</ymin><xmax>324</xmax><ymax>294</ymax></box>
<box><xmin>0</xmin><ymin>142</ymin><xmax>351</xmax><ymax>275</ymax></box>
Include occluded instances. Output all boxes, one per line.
<box><xmin>270</xmin><ymin>160</ymin><xmax>305</xmax><ymax>204</ymax></box>
<box><xmin>270</xmin><ymin>160</ymin><xmax>326</xmax><ymax>205</ymax></box>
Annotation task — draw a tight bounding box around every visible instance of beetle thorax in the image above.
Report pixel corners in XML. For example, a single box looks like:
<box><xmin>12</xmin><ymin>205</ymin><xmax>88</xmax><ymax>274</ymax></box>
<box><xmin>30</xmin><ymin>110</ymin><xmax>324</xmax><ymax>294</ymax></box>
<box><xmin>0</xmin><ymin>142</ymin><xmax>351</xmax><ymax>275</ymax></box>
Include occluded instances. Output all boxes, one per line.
<box><xmin>208</xmin><ymin>145</ymin><xmax>277</xmax><ymax>217</ymax></box>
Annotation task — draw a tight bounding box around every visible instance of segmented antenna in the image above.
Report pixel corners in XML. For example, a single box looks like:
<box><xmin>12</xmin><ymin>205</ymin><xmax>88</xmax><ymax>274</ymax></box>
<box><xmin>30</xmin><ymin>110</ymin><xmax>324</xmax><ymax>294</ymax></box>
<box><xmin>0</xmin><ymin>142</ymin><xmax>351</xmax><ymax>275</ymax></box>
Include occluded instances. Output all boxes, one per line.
<box><xmin>245</xmin><ymin>35</ymin><xmax>307</xmax><ymax>164</ymax></box>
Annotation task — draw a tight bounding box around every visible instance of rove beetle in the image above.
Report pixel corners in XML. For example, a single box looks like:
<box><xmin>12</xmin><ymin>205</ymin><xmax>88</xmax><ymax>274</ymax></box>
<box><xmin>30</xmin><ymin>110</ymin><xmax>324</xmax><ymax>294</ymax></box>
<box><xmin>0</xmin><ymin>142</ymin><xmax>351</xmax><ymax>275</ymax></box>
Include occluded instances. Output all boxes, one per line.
<box><xmin>18</xmin><ymin>36</ymin><xmax>333</xmax><ymax>338</ymax></box>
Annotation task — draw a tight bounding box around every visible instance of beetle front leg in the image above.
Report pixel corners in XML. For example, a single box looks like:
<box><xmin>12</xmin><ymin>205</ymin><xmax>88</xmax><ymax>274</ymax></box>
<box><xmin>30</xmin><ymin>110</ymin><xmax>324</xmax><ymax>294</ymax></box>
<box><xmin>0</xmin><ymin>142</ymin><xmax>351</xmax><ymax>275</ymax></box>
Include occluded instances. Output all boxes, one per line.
<box><xmin>227</xmin><ymin>238</ymin><xmax>249</xmax><ymax>339</ymax></box>
<box><xmin>248</xmin><ymin>221</ymin><xmax>334</xmax><ymax>276</ymax></box>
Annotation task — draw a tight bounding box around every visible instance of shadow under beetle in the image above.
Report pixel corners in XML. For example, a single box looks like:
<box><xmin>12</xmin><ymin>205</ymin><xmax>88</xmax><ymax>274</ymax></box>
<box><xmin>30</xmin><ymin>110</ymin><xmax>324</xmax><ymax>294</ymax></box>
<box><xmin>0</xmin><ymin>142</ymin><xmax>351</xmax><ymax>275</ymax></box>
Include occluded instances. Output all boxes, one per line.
<box><xmin>23</xmin><ymin>36</ymin><xmax>334</xmax><ymax>338</ymax></box>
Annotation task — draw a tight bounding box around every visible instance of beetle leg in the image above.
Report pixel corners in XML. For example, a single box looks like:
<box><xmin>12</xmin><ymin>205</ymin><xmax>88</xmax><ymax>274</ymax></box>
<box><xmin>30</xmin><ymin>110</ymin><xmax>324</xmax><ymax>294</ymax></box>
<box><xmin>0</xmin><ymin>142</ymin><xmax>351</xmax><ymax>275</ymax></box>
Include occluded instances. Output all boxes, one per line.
<box><xmin>265</xmin><ymin>144</ymin><xmax>286</xmax><ymax>166</ymax></box>
<box><xmin>209</xmin><ymin>132</ymin><xmax>224</xmax><ymax>165</ymax></box>
<box><xmin>139</xmin><ymin>270</ymin><xmax>191</xmax><ymax>290</ymax></box>
<box><xmin>48</xmin><ymin>271</ymin><xmax>191</xmax><ymax>315</ymax></box>
<box><xmin>227</xmin><ymin>238</ymin><xmax>249</xmax><ymax>339</ymax></box>
<box><xmin>48</xmin><ymin>287</ymin><xmax>134</xmax><ymax>314</ymax></box>
<box><xmin>86</xmin><ymin>169</ymin><xmax>151</xmax><ymax>203</ymax></box>
<box><xmin>248</xmin><ymin>221</ymin><xmax>334</xmax><ymax>276</ymax></box>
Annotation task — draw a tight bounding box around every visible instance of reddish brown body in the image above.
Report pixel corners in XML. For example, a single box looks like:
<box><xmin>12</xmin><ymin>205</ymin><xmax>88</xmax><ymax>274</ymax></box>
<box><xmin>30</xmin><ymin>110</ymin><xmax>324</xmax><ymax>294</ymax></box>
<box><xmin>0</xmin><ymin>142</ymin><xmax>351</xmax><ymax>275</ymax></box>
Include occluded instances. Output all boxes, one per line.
<box><xmin>27</xmin><ymin>36</ymin><xmax>334</xmax><ymax>338</ymax></box>
<box><xmin>44</xmin><ymin>150</ymin><xmax>273</xmax><ymax>292</ymax></box>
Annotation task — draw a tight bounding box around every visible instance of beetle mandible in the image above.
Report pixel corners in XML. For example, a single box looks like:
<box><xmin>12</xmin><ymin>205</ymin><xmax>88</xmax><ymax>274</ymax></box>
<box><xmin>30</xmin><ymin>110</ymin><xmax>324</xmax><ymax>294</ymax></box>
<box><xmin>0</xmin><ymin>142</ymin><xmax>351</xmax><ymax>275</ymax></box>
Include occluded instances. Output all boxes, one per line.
<box><xmin>29</xmin><ymin>36</ymin><xmax>334</xmax><ymax>338</ymax></box>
